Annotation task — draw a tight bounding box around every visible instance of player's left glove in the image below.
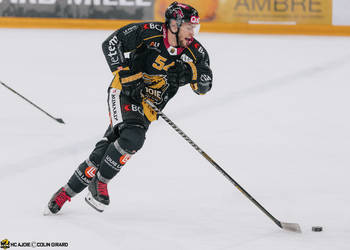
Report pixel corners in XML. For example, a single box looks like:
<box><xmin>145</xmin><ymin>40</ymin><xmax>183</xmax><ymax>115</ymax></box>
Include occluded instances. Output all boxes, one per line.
<box><xmin>190</xmin><ymin>65</ymin><xmax>213</xmax><ymax>95</ymax></box>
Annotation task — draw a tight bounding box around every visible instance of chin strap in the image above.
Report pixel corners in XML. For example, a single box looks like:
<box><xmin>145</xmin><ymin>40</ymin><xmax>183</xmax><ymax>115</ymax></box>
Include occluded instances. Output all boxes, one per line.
<box><xmin>168</xmin><ymin>24</ymin><xmax>180</xmax><ymax>47</ymax></box>
<box><xmin>175</xmin><ymin>32</ymin><xmax>180</xmax><ymax>47</ymax></box>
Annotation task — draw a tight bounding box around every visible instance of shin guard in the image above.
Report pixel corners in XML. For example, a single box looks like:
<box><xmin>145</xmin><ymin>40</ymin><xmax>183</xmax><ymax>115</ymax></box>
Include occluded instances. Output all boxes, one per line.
<box><xmin>98</xmin><ymin>141</ymin><xmax>131</xmax><ymax>181</ymax></box>
<box><xmin>67</xmin><ymin>159</ymin><xmax>98</xmax><ymax>193</ymax></box>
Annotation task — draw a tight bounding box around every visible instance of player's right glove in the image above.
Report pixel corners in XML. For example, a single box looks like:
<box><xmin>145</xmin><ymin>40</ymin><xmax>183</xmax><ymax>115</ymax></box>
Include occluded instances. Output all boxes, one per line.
<box><xmin>166</xmin><ymin>60</ymin><xmax>192</xmax><ymax>87</ymax></box>
<box><xmin>118</xmin><ymin>69</ymin><xmax>144</xmax><ymax>103</ymax></box>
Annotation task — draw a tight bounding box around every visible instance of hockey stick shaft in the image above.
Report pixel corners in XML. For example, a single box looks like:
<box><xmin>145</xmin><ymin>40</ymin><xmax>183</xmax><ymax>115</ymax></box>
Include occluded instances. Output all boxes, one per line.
<box><xmin>0</xmin><ymin>81</ymin><xmax>65</xmax><ymax>124</ymax></box>
<box><xmin>145</xmin><ymin>99</ymin><xmax>300</xmax><ymax>232</ymax></box>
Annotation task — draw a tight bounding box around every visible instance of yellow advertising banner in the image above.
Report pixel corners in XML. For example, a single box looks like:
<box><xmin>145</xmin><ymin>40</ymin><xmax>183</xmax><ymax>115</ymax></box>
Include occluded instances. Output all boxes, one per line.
<box><xmin>217</xmin><ymin>0</ymin><xmax>332</xmax><ymax>25</ymax></box>
<box><xmin>154</xmin><ymin>0</ymin><xmax>332</xmax><ymax>25</ymax></box>
<box><xmin>1</xmin><ymin>0</ymin><xmax>349</xmax><ymax>36</ymax></box>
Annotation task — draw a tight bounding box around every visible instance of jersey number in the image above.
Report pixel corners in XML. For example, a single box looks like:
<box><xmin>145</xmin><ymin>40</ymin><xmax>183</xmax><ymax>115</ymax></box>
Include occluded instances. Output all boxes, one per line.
<box><xmin>152</xmin><ymin>55</ymin><xmax>174</xmax><ymax>71</ymax></box>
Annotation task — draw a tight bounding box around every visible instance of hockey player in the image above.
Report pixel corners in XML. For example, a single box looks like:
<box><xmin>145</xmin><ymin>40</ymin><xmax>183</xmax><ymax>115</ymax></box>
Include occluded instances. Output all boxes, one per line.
<box><xmin>45</xmin><ymin>1</ymin><xmax>213</xmax><ymax>214</ymax></box>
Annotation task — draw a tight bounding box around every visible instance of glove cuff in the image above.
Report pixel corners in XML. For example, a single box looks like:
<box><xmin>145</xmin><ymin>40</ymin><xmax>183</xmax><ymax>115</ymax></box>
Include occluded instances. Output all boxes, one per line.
<box><xmin>184</xmin><ymin>61</ymin><xmax>197</xmax><ymax>84</ymax></box>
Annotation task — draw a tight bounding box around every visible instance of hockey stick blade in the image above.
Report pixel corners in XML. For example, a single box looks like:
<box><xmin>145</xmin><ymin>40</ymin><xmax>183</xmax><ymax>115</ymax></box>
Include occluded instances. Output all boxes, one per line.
<box><xmin>280</xmin><ymin>222</ymin><xmax>302</xmax><ymax>233</ymax></box>
<box><xmin>55</xmin><ymin>118</ymin><xmax>65</xmax><ymax>124</ymax></box>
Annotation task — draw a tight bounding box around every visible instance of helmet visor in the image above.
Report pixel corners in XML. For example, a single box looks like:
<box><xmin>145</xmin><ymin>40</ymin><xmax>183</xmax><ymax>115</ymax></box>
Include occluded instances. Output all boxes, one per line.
<box><xmin>182</xmin><ymin>22</ymin><xmax>201</xmax><ymax>36</ymax></box>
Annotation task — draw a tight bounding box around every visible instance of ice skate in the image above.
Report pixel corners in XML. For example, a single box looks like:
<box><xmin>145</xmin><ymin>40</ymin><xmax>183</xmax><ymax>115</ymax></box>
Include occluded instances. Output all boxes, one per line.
<box><xmin>44</xmin><ymin>187</ymin><xmax>71</xmax><ymax>215</ymax></box>
<box><xmin>85</xmin><ymin>173</ymin><xmax>110</xmax><ymax>212</ymax></box>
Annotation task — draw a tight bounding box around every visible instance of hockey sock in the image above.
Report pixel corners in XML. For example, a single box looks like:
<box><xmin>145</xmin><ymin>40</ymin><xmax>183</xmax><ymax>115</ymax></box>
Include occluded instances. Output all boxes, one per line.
<box><xmin>67</xmin><ymin>160</ymin><xmax>98</xmax><ymax>193</ymax></box>
<box><xmin>63</xmin><ymin>183</ymin><xmax>77</xmax><ymax>197</ymax></box>
<box><xmin>98</xmin><ymin>141</ymin><xmax>131</xmax><ymax>181</ymax></box>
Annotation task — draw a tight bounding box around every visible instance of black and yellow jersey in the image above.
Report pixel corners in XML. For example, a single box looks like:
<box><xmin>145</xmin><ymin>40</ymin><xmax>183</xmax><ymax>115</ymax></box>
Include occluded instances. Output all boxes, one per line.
<box><xmin>102</xmin><ymin>21</ymin><xmax>212</xmax><ymax>111</ymax></box>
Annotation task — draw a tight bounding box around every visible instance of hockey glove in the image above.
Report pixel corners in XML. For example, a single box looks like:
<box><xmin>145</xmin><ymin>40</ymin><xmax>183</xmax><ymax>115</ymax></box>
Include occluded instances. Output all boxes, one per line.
<box><xmin>142</xmin><ymin>99</ymin><xmax>158</xmax><ymax>122</ymax></box>
<box><xmin>119</xmin><ymin>69</ymin><xmax>144</xmax><ymax>103</ymax></box>
<box><xmin>128</xmin><ymin>43</ymin><xmax>161</xmax><ymax>73</ymax></box>
<box><xmin>190</xmin><ymin>65</ymin><xmax>213</xmax><ymax>95</ymax></box>
<box><xmin>166</xmin><ymin>60</ymin><xmax>192</xmax><ymax>87</ymax></box>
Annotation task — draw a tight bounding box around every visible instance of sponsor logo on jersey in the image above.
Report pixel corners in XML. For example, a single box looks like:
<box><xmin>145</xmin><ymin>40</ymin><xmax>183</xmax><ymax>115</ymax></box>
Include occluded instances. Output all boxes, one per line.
<box><xmin>143</xmin><ymin>74</ymin><xmax>169</xmax><ymax>104</ymax></box>
<box><xmin>119</xmin><ymin>154</ymin><xmax>131</xmax><ymax>165</ymax></box>
<box><xmin>144</xmin><ymin>23</ymin><xmax>162</xmax><ymax>31</ymax></box>
<box><xmin>110</xmin><ymin>91</ymin><xmax>118</xmax><ymax>120</ymax></box>
<box><xmin>180</xmin><ymin>54</ymin><xmax>193</xmax><ymax>62</ymax></box>
<box><xmin>124</xmin><ymin>104</ymin><xmax>131</xmax><ymax>111</ymax></box>
<box><xmin>194</xmin><ymin>43</ymin><xmax>205</xmax><ymax>57</ymax></box>
<box><xmin>108</xmin><ymin>36</ymin><xmax>118</xmax><ymax>47</ymax></box>
<box><xmin>108</xmin><ymin>88</ymin><xmax>122</xmax><ymax>127</ymax></box>
<box><xmin>149</xmin><ymin>41</ymin><xmax>160</xmax><ymax>49</ymax></box>
<box><xmin>123</xmin><ymin>25</ymin><xmax>138</xmax><ymax>35</ymax></box>
<box><xmin>145</xmin><ymin>88</ymin><xmax>162</xmax><ymax>100</ymax></box>
<box><xmin>123</xmin><ymin>104</ymin><xmax>144</xmax><ymax>115</ymax></box>
<box><xmin>149</xmin><ymin>23</ymin><xmax>163</xmax><ymax>32</ymax></box>
<box><xmin>85</xmin><ymin>166</ymin><xmax>97</xmax><ymax>179</ymax></box>
<box><xmin>198</xmin><ymin>46</ymin><xmax>205</xmax><ymax>56</ymax></box>
<box><xmin>108</xmin><ymin>36</ymin><xmax>120</xmax><ymax>65</ymax></box>
<box><xmin>168</xmin><ymin>46</ymin><xmax>177</xmax><ymax>56</ymax></box>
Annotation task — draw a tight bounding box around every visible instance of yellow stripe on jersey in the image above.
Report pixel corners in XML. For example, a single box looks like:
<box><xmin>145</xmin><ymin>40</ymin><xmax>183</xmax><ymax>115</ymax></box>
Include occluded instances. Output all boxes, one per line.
<box><xmin>111</xmin><ymin>67</ymin><xmax>134</xmax><ymax>90</ymax></box>
<box><xmin>121</xmin><ymin>72</ymin><xmax>143</xmax><ymax>84</ymax></box>
<box><xmin>144</xmin><ymin>35</ymin><xmax>163</xmax><ymax>41</ymax></box>
<box><xmin>112</xmin><ymin>66</ymin><xmax>130</xmax><ymax>75</ymax></box>
<box><xmin>186</xmin><ymin>48</ymin><xmax>197</xmax><ymax>62</ymax></box>
<box><xmin>111</xmin><ymin>72</ymin><xmax>122</xmax><ymax>90</ymax></box>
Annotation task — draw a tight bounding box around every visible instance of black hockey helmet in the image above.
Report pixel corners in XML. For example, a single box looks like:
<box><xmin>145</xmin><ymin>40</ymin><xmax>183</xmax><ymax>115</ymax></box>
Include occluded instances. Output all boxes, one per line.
<box><xmin>165</xmin><ymin>2</ymin><xmax>200</xmax><ymax>29</ymax></box>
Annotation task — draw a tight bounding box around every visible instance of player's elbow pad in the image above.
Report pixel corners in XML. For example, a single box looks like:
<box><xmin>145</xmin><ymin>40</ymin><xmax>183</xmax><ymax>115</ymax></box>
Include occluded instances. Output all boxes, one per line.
<box><xmin>102</xmin><ymin>34</ymin><xmax>127</xmax><ymax>72</ymax></box>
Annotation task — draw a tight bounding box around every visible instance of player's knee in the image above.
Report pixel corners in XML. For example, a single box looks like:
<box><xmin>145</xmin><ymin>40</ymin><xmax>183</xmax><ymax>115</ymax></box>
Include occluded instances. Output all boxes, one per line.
<box><xmin>89</xmin><ymin>138</ymin><xmax>109</xmax><ymax>167</ymax></box>
<box><xmin>116</xmin><ymin>125</ymin><xmax>146</xmax><ymax>154</ymax></box>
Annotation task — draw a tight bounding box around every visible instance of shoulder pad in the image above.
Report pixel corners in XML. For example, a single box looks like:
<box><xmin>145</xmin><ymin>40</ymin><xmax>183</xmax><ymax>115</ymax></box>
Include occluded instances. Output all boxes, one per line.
<box><xmin>141</xmin><ymin>22</ymin><xmax>164</xmax><ymax>40</ymax></box>
<box><xmin>186</xmin><ymin>39</ymin><xmax>209</xmax><ymax>62</ymax></box>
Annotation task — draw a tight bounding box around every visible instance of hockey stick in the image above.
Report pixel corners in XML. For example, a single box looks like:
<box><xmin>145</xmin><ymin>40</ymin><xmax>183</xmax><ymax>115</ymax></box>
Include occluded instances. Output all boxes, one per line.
<box><xmin>145</xmin><ymin>99</ymin><xmax>301</xmax><ymax>233</ymax></box>
<box><xmin>0</xmin><ymin>80</ymin><xmax>65</xmax><ymax>124</ymax></box>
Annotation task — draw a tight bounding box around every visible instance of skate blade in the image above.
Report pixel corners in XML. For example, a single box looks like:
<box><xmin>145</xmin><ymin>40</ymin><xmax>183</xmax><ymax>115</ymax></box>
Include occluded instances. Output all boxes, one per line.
<box><xmin>85</xmin><ymin>192</ymin><xmax>106</xmax><ymax>213</ymax></box>
<box><xmin>43</xmin><ymin>205</ymin><xmax>54</xmax><ymax>216</ymax></box>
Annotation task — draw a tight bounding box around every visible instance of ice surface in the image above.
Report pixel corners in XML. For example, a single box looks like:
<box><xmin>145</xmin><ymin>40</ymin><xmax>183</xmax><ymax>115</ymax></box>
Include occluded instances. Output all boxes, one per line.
<box><xmin>1</xmin><ymin>28</ymin><xmax>350</xmax><ymax>250</ymax></box>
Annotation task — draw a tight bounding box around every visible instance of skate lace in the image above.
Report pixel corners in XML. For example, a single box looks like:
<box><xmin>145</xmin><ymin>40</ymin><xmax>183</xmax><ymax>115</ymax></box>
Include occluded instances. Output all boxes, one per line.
<box><xmin>55</xmin><ymin>189</ymin><xmax>71</xmax><ymax>208</ymax></box>
<box><xmin>97</xmin><ymin>182</ymin><xmax>109</xmax><ymax>196</ymax></box>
